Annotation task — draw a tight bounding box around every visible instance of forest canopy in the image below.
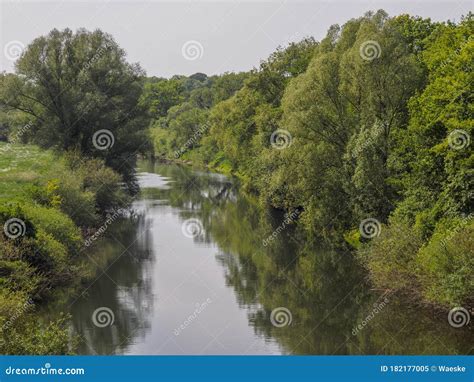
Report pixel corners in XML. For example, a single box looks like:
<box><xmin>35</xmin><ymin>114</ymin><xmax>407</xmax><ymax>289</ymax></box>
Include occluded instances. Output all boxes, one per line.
<box><xmin>0</xmin><ymin>28</ymin><xmax>151</xmax><ymax>190</ymax></box>
<box><xmin>0</xmin><ymin>10</ymin><xmax>472</xmax><ymax>356</ymax></box>
<box><xmin>141</xmin><ymin>10</ymin><xmax>473</xmax><ymax>307</ymax></box>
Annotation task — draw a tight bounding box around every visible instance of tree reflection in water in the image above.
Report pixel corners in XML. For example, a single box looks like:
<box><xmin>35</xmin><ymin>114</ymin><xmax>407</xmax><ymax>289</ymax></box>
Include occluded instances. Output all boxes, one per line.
<box><xmin>146</xmin><ymin>162</ymin><xmax>472</xmax><ymax>355</ymax></box>
<box><xmin>42</xmin><ymin>161</ymin><xmax>473</xmax><ymax>355</ymax></box>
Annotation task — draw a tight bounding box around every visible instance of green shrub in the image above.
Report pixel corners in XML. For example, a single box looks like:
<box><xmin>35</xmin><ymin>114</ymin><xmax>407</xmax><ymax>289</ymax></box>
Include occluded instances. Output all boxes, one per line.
<box><xmin>358</xmin><ymin>219</ymin><xmax>424</xmax><ymax>292</ymax></box>
<box><xmin>0</xmin><ymin>313</ymin><xmax>73</xmax><ymax>355</ymax></box>
<box><xmin>54</xmin><ymin>176</ymin><xmax>97</xmax><ymax>227</ymax></box>
<box><xmin>21</xmin><ymin>203</ymin><xmax>81</xmax><ymax>254</ymax></box>
<box><xmin>0</xmin><ymin>144</ymin><xmax>128</xmax><ymax>354</ymax></box>
<box><xmin>0</xmin><ymin>260</ymin><xmax>39</xmax><ymax>294</ymax></box>
<box><xmin>0</xmin><ymin>289</ymin><xmax>30</xmax><ymax>324</ymax></box>
<box><xmin>29</xmin><ymin>177</ymin><xmax>98</xmax><ymax>228</ymax></box>
<box><xmin>344</xmin><ymin>229</ymin><xmax>362</xmax><ymax>249</ymax></box>
<box><xmin>78</xmin><ymin>158</ymin><xmax>129</xmax><ymax>214</ymax></box>
<box><xmin>0</xmin><ymin>204</ymin><xmax>36</xmax><ymax>240</ymax></box>
<box><xmin>0</xmin><ymin>204</ymin><xmax>74</xmax><ymax>286</ymax></box>
<box><xmin>416</xmin><ymin>218</ymin><xmax>474</xmax><ymax>305</ymax></box>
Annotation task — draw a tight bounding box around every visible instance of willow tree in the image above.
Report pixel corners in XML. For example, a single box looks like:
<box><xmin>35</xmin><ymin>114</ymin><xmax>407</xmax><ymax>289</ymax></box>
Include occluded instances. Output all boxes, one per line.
<box><xmin>0</xmin><ymin>28</ymin><xmax>150</xmax><ymax>188</ymax></box>
<box><xmin>280</xmin><ymin>11</ymin><xmax>429</xmax><ymax>234</ymax></box>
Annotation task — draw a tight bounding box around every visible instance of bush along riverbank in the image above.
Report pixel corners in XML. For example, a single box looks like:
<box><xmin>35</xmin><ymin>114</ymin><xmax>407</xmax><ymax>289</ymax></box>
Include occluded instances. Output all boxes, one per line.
<box><xmin>143</xmin><ymin>11</ymin><xmax>473</xmax><ymax>310</ymax></box>
<box><xmin>0</xmin><ymin>28</ymin><xmax>150</xmax><ymax>354</ymax></box>
<box><xmin>0</xmin><ymin>143</ymin><xmax>132</xmax><ymax>354</ymax></box>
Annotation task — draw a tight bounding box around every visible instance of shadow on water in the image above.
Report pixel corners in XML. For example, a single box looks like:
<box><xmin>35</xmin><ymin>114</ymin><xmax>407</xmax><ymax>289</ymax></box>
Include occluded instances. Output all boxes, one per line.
<box><xmin>41</xmin><ymin>160</ymin><xmax>473</xmax><ymax>355</ymax></box>
<box><xmin>66</xmin><ymin>214</ymin><xmax>155</xmax><ymax>355</ymax></box>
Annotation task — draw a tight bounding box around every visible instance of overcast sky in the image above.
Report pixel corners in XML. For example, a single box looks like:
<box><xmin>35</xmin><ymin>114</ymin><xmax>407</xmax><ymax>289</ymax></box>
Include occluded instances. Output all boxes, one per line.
<box><xmin>1</xmin><ymin>0</ymin><xmax>472</xmax><ymax>77</ymax></box>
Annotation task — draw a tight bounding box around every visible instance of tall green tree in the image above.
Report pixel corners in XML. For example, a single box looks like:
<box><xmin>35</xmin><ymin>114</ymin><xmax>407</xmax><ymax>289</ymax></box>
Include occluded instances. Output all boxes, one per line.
<box><xmin>394</xmin><ymin>13</ymin><xmax>473</xmax><ymax>230</ymax></box>
<box><xmin>0</xmin><ymin>28</ymin><xmax>150</xmax><ymax>188</ymax></box>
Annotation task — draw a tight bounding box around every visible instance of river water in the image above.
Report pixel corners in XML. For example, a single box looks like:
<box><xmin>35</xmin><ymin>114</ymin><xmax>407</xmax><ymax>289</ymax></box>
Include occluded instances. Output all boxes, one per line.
<box><xmin>41</xmin><ymin>161</ymin><xmax>473</xmax><ymax>355</ymax></box>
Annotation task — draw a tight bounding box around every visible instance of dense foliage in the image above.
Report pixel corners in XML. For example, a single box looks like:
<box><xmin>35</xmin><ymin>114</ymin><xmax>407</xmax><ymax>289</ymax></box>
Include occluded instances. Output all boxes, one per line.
<box><xmin>0</xmin><ymin>9</ymin><xmax>471</xmax><ymax>355</ymax></box>
<box><xmin>146</xmin><ymin>164</ymin><xmax>471</xmax><ymax>354</ymax></box>
<box><xmin>142</xmin><ymin>71</ymin><xmax>249</xmax><ymax>161</ymax></box>
<box><xmin>0</xmin><ymin>28</ymin><xmax>151</xmax><ymax>189</ymax></box>
<box><xmin>0</xmin><ymin>28</ymin><xmax>141</xmax><ymax>354</ymax></box>
<box><xmin>145</xmin><ymin>11</ymin><xmax>473</xmax><ymax>307</ymax></box>
<box><xmin>362</xmin><ymin>15</ymin><xmax>473</xmax><ymax>306</ymax></box>
<box><xmin>0</xmin><ymin>144</ymin><xmax>130</xmax><ymax>354</ymax></box>
<box><xmin>0</xmin><ymin>142</ymin><xmax>132</xmax><ymax>353</ymax></box>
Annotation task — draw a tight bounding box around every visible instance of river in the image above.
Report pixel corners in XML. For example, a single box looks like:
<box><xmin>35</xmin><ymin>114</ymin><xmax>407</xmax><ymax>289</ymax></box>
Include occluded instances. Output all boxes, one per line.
<box><xmin>40</xmin><ymin>160</ymin><xmax>473</xmax><ymax>355</ymax></box>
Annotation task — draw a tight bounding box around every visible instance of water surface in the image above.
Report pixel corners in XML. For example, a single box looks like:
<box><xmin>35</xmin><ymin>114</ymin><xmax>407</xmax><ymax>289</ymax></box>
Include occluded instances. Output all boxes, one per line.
<box><xmin>43</xmin><ymin>161</ymin><xmax>473</xmax><ymax>355</ymax></box>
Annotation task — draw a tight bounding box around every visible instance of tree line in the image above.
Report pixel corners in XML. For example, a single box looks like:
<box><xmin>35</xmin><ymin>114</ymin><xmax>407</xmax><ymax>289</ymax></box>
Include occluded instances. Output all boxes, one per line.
<box><xmin>0</xmin><ymin>9</ymin><xmax>472</xmax><ymax>355</ymax></box>
<box><xmin>0</xmin><ymin>29</ymin><xmax>150</xmax><ymax>353</ymax></box>
<box><xmin>142</xmin><ymin>10</ymin><xmax>473</xmax><ymax>308</ymax></box>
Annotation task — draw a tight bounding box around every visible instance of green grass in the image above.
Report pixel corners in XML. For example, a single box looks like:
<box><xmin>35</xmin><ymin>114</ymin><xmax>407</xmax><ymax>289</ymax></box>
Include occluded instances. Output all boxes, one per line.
<box><xmin>0</xmin><ymin>143</ymin><xmax>78</xmax><ymax>354</ymax></box>
<box><xmin>0</xmin><ymin>142</ymin><xmax>64</xmax><ymax>202</ymax></box>
<box><xmin>0</xmin><ymin>142</ymin><xmax>133</xmax><ymax>354</ymax></box>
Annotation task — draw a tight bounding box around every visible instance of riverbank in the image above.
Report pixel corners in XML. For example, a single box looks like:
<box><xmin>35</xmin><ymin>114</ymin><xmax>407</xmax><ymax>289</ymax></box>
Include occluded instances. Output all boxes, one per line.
<box><xmin>34</xmin><ymin>160</ymin><xmax>473</xmax><ymax>355</ymax></box>
<box><xmin>144</xmin><ymin>12</ymin><xmax>473</xmax><ymax>311</ymax></box>
<box><xmin>153</xmin><ymin>151</ymin><xmax>474</xmax><ymax>313</ymax></box>
<box><xmin>0</xmin><ymin>143</ymin><xmax>131</xmax><ymax>354</ymax></box>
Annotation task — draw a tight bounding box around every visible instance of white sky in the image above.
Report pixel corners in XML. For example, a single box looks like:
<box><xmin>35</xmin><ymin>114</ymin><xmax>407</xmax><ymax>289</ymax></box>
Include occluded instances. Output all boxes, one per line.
<box><xmin>1</xmin><ymin>0</ymin><xmax>472</xmax><ymax>77</ymax></box>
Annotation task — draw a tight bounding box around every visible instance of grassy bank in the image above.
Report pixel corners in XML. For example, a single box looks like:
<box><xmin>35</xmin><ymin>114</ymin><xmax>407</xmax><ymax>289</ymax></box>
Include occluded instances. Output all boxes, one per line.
<box><xmin>0</xmin><ymin>143</ymin><xmax>129</xmax><ymax>354</ymax></box>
